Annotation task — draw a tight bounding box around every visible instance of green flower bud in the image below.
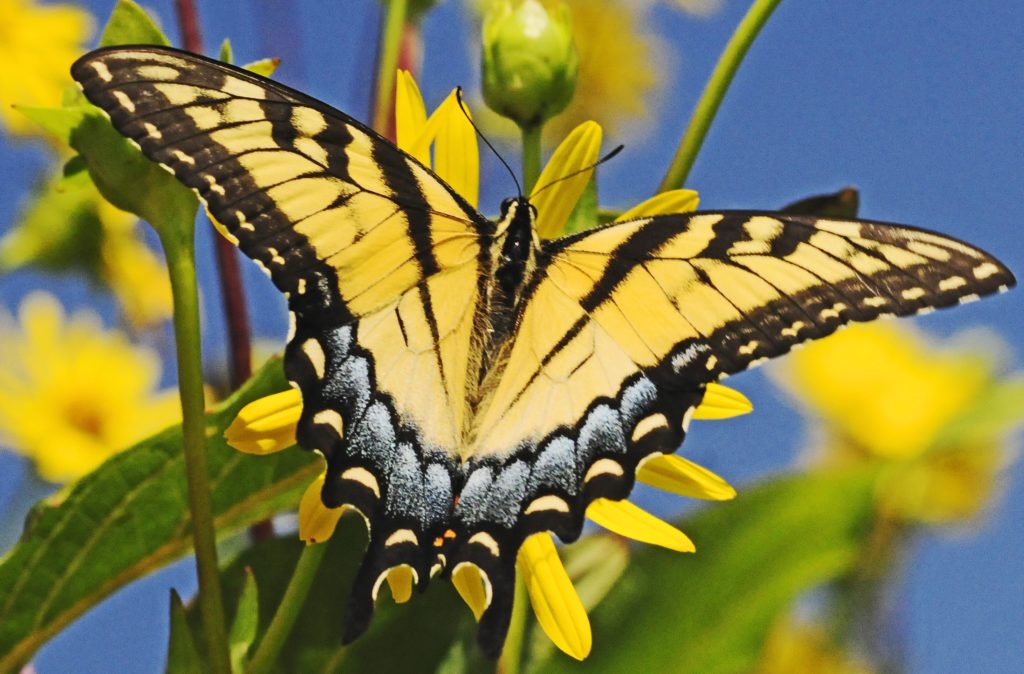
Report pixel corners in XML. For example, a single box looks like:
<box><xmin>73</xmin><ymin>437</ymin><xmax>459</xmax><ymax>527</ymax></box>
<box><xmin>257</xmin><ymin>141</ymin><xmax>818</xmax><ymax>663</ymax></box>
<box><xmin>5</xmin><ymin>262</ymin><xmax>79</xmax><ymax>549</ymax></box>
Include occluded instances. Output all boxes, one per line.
<box><xmin>482</xmin><ymin>0</ymin><xmax>579</xmax><ymax>128</ymax></box>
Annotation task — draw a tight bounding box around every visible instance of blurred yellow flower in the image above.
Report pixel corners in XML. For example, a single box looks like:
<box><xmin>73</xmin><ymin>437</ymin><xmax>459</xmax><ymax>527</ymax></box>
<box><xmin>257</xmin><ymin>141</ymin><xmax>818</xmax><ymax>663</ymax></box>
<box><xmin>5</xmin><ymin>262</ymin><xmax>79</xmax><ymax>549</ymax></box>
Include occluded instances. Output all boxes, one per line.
<box><xmin>542</xmin><ymin>0</ymin><xmax>664</xmax><ymax>143</ymax></box>
<box><xmin>777</xmin><ymin>323</ymin><xmax>1015</xmax><ymax>523</ymax></box>
<box><xmin>0</xmin><ymin>0</ymin><xmax>93</xmax><ymax>137</ymax></box>
<box><xmin>227</xmin><ymin>75</ymin><xmax>752</xmax><ymax>660</ymax></box>
<box><xmin>0</xmin><ymin>292</ymin><xmax>180</xmax><ymax>483</ymax></box>
<box><xmin>757</xmin><ymin>616</ymin><xmax>874</xmax><ymax>674</ymax></box>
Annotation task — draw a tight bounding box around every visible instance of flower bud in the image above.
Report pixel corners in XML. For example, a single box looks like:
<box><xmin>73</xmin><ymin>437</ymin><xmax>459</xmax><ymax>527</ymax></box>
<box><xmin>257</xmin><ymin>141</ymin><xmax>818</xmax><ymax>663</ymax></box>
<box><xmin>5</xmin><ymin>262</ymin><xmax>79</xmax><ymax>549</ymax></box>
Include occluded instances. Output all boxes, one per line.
<box><xmin>482</xmin><ymin>0</ymin><xmax>578</xmax><ymax>127</ymax></box>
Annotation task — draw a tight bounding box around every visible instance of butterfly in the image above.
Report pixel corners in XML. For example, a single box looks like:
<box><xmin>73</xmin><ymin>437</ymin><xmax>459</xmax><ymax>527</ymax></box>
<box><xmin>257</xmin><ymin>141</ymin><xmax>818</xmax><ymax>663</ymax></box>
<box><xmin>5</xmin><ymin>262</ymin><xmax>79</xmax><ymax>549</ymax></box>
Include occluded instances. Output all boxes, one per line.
<box><xmin>72</xmin><ymin>46</ymin><xmax>1015</xmax><ymax>656</ymax></box>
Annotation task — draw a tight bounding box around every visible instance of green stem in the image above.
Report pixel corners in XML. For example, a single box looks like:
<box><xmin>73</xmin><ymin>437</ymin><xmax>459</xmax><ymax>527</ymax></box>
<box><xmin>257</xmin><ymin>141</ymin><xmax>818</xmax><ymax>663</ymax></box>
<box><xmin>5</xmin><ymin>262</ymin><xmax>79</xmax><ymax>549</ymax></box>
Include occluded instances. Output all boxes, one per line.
<box><xmin>657</xmin><ymin>0</ymin><xmax>783</xmax><ymax>192</ymax></box>
<box><xmin>161</xmin><ymin>231</ymin><xmax>232</xmax><ymax>674</ymax></box>
<box><xmin>372</xmin><ymin>0</ymin><xmax>410</xmax><ymax>136</ymax></box>
<box><xmin>246</xmin><ymin>543</ymin><xmax>328</xmax><ymax>674</ymax></box>
<box><xmin>520</xmin><ymin>123</ymin><xmax>543</xmax><ymax>195</ymax></box>
<box><xmin>497</xmin><ymin>576</ymin><xmax>529</xmax><ymax>674</ymax></box>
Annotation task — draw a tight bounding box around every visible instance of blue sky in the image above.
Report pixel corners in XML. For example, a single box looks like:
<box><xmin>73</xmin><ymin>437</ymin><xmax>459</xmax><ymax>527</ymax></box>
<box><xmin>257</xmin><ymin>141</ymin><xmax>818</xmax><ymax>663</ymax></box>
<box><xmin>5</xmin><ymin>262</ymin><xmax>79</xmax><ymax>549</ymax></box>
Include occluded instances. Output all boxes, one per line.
<box><xmin>0</xmin><ymin>1</ymin><xmax>1021</xmax><ymax>672</ymax></box>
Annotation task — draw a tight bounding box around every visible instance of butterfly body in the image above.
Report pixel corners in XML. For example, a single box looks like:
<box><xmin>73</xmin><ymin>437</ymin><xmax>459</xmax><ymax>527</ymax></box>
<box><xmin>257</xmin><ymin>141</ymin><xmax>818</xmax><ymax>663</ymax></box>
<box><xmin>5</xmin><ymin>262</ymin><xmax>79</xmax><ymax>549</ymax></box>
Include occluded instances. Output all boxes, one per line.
<box><xmin>71</xmin><ymin>46</ymin><xmax>1015</xmax><ymax>656</ymax></box>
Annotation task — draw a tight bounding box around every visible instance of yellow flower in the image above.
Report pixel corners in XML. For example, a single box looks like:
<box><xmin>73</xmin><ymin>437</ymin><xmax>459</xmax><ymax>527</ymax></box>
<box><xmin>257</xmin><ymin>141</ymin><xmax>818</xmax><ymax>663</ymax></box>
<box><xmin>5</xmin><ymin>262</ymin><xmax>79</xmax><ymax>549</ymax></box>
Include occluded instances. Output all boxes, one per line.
<box><xmin>0</xmin><ymin>0</ymin><xmax>93</xmax><ymax>137</ymax></box>
<box><xmin>0</xmin><ymin>292</ymin><xmax>181</xmax><ymax>483</ymax></box>
<box><xmin>757</xmin><ymin>616</ymin><xmax>874</xmax><ymax>674</ymax></box>
<box><xmin>777</xmin><ymin>323</ymin><xmax>1011</xmax><ymax>523</ymax></box>
<box><xmin>226</xmin><ymin>74</ymin><xmax>751</xmax><ymax>660</ymax></box>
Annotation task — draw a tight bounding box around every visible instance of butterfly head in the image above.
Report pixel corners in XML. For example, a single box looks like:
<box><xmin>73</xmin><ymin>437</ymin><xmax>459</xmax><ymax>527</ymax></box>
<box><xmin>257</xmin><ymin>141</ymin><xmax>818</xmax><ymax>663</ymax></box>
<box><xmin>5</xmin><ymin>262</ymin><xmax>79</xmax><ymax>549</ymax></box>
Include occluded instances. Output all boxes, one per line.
<box><xmin>498</xmin><ymin>196</ymin><xmax>536</xmax><ymax>223</ymax></box>
<box><xmin>492</xmin><ymin>196</ymin><xmax>540</xmax><ymax>320</ymax></box>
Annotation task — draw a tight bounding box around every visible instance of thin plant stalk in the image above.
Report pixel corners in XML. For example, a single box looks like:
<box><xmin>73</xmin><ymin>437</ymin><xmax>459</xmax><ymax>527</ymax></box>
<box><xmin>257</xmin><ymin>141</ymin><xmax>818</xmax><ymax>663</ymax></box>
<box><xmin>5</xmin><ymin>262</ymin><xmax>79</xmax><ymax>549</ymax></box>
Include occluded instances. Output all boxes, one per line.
<box><xmin>161</xmin><ymin>231</ymin><xmax>232</xmax><ymax>674</ymax></box>
<box><xmin>372</xmin><ymin>0</ymin><xmax>410</xmax><ymax>137</ymax></box>
<box><xmin>657</xmin><ymin>0</ymin><xmax>783</xmax><ymax>192</ymax></box>
<box><xmin>246</xmin><ymin>543</ymin><xmax>328</xmax><ymax>674</ymax></box>
<box><xmin>521</xmin><ymin>123</ymin><xmax>543</xmax><ymax>195</ymax></box>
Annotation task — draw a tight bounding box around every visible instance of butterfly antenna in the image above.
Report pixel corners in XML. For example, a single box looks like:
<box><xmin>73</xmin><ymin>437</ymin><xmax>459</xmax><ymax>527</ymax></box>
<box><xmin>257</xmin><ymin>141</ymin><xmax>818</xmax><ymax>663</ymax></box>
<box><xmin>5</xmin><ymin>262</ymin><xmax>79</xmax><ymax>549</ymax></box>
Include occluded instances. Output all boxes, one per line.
<box><xmin>529</xmin><ymin>144</ymin><xmax>625</xmax><ymax>199</ymax></box>
<box><xmin>455</xmin><ymin>88</ymin><xmax>523</xmax><ymax>198</ymax></box>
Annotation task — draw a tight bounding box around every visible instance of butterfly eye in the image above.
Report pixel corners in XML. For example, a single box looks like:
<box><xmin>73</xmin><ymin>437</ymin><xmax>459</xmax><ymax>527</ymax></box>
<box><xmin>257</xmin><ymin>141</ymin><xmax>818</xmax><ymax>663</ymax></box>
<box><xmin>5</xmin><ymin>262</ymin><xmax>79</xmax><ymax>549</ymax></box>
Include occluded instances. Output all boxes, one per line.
<box><xmin>500</xmin><ymin>197</ymin><xmax>515</xmax><ymax>215</ymax></box>
<box><xmin>527</xmin><ymin>203</ymin><xmax>538</xmax><ymax>219</ymax></box>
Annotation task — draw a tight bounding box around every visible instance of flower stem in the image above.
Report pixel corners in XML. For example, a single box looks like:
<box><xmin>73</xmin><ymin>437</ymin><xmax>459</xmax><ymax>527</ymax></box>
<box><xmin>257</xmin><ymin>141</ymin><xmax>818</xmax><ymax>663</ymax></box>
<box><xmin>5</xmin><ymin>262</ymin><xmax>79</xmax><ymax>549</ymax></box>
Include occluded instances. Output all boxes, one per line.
<box><xmin>657</xmin><ymin>0</ymin><xmax>783</xmax><ymax>192</ymax></box>
<box><xmin>245</xmin><ymin>543</ymin><xmax>328</xmax><ymax>674</ymax></box>
<box><xmin>497</xmin><ymin>575</ymin><xmax>530</xmax><ymax>674</ymax></box>
<box><xmin>521</xmin><ymin>123</ymin><xmax>543</xmax><ymax>195</ymax></box>
<box><xmin>372</xmin><ymin>0</ymin><xmax>410</xmax><ymax>137</ymax></box>
<box><xmin>161</xmin><ymin>231</ymin><xmax>232</xmax><ymax>674</ymax></box>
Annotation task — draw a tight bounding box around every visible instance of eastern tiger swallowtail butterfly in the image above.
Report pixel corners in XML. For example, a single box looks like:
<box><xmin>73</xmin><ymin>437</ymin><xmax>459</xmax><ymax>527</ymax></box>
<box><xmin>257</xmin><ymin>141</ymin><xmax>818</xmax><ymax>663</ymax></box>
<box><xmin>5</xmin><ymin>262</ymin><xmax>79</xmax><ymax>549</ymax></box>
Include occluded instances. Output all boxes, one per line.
<box><xmin>71</xmin><ymin>46</ymin><xmax>1015</xmax><ymax>656</ymax></box>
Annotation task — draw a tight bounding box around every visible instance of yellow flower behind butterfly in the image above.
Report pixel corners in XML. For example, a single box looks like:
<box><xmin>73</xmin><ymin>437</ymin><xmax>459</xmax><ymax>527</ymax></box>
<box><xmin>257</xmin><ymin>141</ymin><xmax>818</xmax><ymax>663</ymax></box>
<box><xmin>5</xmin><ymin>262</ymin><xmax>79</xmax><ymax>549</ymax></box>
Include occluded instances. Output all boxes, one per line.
<box><xmin>225</xmin><ymin>72</ymin><xmax>751</xmax><ymax>660</ymax></box>
<box><xmin>0</xmin><ymin>0</ymin><xmax>92</xmax><ymax>136</ymax></box>
<box><xmin>778</xmin><ymin>323</ymin><xmax>1013</xmax><ymax>524</ymax></box>
<box><xmin>0</xmin><ymin>292</ymin><xmax>180</xmax><ymax>483</ymax></box>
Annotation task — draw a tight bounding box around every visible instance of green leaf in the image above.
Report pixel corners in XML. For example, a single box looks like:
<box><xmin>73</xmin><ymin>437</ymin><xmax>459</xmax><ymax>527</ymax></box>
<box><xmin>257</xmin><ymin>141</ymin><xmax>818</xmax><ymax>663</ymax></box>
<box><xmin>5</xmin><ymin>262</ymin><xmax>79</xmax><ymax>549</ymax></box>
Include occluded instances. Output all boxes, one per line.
<box><xmin>13</xmin><ymin>105</ymin><xmax>87</xmax><ymax>145</ymax></box>
<box><xmin>214</xmin><ymin>522</ymin><xmax>472</xmax><ymax>674</ymax></box>
<box><xmin>166</xmin><ymin>590</ymin><xmax>203</xmax><ymax>674</ymax></box>
<box><xmin>229</xmin><ymin>569</ymin><xmax>259</xmax><ymax>672</ymax></box>
<box><xmin>99</xmin><ymin>0</ymin><xmax>170</xmax><ymax>47</ymax></box>
<box><xmin>243</xmin><ymin>58</ymin><xmax>282</xmax><ymax>78</ymax></box>
<box><xmin>534</xmin><ymin>469</ymin><xmax>877</xmax><ymax>674</ymax></box>
<box><xmin>0</xmin><ymin>359</ymin><xmax>317</xmax><ymax>674</ymax></box>
<box><xmin>780</xmin><ymin>187</ymin><xmax>860</xmax><ymax>218</ymax></box>
<box><xmin>68</xmin><ymin>108</ymin><xmax>198</xmax><ymax>246</ymax></box>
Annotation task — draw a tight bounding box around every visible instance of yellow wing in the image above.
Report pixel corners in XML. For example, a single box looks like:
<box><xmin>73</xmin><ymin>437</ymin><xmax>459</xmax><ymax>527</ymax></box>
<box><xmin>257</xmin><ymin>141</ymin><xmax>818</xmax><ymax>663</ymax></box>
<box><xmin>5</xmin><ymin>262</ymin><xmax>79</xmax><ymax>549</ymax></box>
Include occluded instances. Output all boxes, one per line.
<box><xmin>473</xmin><ymin>212</ymin><xmax>1014</xmax><ymax>457</ymax></box>
<box><xmin>447</xmin><ymin>212</ymin><xmax>1013</xmax><ymax>649</ymax></box>
<box><xmin>73</xmin><ymin>45</ymin><xmax>492</xmax><ymax>641</ymax></box>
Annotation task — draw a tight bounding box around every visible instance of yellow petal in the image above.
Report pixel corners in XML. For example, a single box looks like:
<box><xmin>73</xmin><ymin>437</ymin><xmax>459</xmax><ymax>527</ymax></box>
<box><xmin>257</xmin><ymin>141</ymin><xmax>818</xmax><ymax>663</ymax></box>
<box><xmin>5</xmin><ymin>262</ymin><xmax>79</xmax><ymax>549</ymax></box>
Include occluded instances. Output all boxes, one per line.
<box><xmin>224</xmin><ymin>389</ymin><xmax>301</xmax><ymax>455</ymax></box>
<box><xmin>531</xmin><ymin>121</ymin><xmax>602</xmax><ymax>239</ymax></box>
<box><xmin>518</xmin><ymin>533</ymin><xmax>592</xmax><ymax>660</ymax></box>
<box><xmin>636</xmin><ymin>454</ymin><xmax>736</xmax><ymax>501</ymax></box>
<box><xmin>614</xmin><ymin>189</ymin><xmax>700</xmax><ymax>222</ymax></box>
<box><xmin>406</xmin><ymin>89</ymin><xmax>458</xmax><ymax>168</ymax></box>
<box><xmin>395</xmin><ymin>69</ymin><xmax>429</xmax><ymax>163</ymax></box>
<box><xmin>206</xmin><ymin>208</ymin><xmax>238</xmax><ymax>245</ymax></box>
<box><xmin>694</xmin><ymin>382</ymin><xmax>753</xmax><ymax>420</ymax></box>
<box><xmin>298</xmin><ymin>473</ymin><xmax>345</xmax><ymax>544</ymax></box>
<box><xmin>386</xmin><ymin>565</ymin><xmax>415</xmax><ymax>604</ymax></box>
<box><xmin>451</xmin><ymin>563</ymin><xmax>489</xmax><ymax>621</ymax></box>
<box><xmin>586</xmin><ymin>498</ymin><xmax>696</xmax><ymax>552</ymax></box>
<box><xmin>433</xmin><ymin>92</ymin><xmax>479</xmax><ymax>208</ymax></box>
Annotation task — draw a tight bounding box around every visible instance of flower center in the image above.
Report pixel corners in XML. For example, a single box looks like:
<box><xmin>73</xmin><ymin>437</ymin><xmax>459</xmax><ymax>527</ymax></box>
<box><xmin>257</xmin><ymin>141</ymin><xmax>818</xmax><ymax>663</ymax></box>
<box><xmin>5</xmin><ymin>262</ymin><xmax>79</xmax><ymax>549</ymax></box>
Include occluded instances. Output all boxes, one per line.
<box><xmin>65</xmin><ymin>401</ymin><xmax>106</xmax><ymax>439</ymax></box>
